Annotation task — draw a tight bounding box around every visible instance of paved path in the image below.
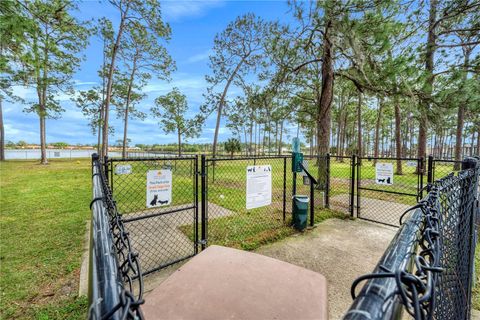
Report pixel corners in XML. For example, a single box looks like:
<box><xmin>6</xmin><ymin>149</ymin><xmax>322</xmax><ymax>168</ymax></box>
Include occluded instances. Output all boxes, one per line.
<box><xmin>141</xmin><ymin>218</ymin><xmax>397</xmax><ymax>319</ymax></box>
<box><xmin>330</xmin><ymin>194</ymin><xmax>412</xmax><ymax>226</ymax></box>
<box><xmin>256</xmin><ymin>218</ymin><xmax>397</xmax><ymax>319</ymax></box>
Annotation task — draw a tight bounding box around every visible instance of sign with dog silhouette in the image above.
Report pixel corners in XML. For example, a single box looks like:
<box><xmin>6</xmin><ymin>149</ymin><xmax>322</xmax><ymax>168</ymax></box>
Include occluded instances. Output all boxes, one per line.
<box><xmin>115</xmin><ymin>164</ymin><xmax>132</xmax><ymax>175</ymax></box>
<box><xmin>146</xmin><ymin>170</ymin><xmax>172</xmax><ymax>208</ymax></box>
<box><xmin>246</xmin><ymin>165</ymin><xmax>272</xmax><ymax>209</ymax></box>
<box><xmin>375</xmin><ymin>163</ymin><xmax>393</xmax><ymax>185</ymax></box>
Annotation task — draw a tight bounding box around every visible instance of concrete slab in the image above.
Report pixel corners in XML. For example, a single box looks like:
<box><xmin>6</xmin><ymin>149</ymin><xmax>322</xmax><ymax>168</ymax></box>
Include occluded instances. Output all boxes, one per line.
<box><xmin>143</xmin><ymin>245</ymin><xmax>328</xmax><ymax>320</ymax></box>
<box><xmin>255</xmin><ymin>218</ymin><xmax>397</xmax><ymax>320</ymax></box>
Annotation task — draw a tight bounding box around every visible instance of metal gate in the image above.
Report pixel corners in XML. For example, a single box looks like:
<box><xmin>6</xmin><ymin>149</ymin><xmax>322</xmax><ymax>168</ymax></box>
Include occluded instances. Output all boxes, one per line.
<box><xmin>107</xmin><ymin>156</ymin><xmax>199</xmax><ymax>276</ymax></box>
<box><xmin>355</xmin><ymin>157</ymin><xmax>424</xmax><ymax>227</ymax></box>
<box><xmin>202</xmin><ymin>155</ymin><xmax>289</xmax><ymax>249</ymax></box>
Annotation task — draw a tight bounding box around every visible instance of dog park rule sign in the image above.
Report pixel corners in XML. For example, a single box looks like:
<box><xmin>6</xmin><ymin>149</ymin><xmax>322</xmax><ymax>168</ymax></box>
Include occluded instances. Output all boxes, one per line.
<box><xmin>246</xmin><ymin>165</ymin><xmax>272</xmax><ymax>209</ymax></box>
<box><xmin>375</xmin><ymin>163</ymin><xmax>394</xmax><ymax>185</ymax></box>
<box><xmin>146</xmin><ymin>170</ymin><xmax>172</xmax><ymax>208</ymax></box>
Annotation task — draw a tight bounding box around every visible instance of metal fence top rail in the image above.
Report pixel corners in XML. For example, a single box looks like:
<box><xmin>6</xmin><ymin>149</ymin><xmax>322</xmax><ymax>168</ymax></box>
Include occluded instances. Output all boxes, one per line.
<box><xmin>89</xmin><ymin>154</ymin><xmax>145</xmax><ymax>320</ymax></box>
<box><xmin>358</xmin><ymin>156</ymin><xmax>423</xmax><ymax>161</ymax></box>
<box><xmin>108</xmin><ymin>155</ymin><xmax>198</xmax><ymax>162</ymax></box>
<box><xmin>205</xmin><ymin>155</ymin><xmax>290</xmax><ymax>161</ymax></box>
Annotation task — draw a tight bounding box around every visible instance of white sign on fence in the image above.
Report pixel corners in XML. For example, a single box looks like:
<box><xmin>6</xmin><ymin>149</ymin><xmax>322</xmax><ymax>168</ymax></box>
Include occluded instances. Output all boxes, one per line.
<box><xmin>406</xmin><ymin>161</ymin><xmax>417</xmax><ymax>167</ymax></box>
<box><xmin>246</xmin><ymin>165</ymin><xmax>272</xmax><ymax>210</ymax></box>
<box><xmin>375</xmin><ymin>163</ymin><xmax>394</xmax><ymax>185</ymax></box>
<box><xmin>115</xmin><ymin>164</ymin><xmax>132</xmax><ymax>175</ymax></box>
<box><xmin>301</xmin><ymin>160</ymin><xmax>309</xmax><ymax>176</ymax></box>
<box><xmin>146</xmin><ymin>170</ymin><xmax>172</xmax><ymax>208</ymax></box>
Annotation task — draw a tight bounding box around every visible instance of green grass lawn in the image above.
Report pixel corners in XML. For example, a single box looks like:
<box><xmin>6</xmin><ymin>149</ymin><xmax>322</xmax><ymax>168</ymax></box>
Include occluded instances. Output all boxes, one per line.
<box><xmin>0</xmin><ymin>159</ymin><xmax>90</xmax><ymax>319</ymax></box>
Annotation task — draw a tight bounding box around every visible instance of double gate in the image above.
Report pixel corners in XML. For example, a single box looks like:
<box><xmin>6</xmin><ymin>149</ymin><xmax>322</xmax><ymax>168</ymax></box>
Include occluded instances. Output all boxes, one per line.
<box><xmin>101</xmin><ymin>154</ymin><xmax>461</xmax><ymax>276</ymax></box>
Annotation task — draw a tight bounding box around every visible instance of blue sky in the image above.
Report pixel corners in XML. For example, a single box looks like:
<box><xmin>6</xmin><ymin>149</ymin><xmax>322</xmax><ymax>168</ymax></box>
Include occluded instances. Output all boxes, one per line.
<box><xmin>5</xmin><ymin>0</ymin><xmax>297</xmax><ymax>146</ymax></box>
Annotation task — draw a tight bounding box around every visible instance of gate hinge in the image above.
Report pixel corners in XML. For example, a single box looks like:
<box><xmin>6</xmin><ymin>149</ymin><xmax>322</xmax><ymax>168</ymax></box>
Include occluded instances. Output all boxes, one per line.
<box><xmin>197</xmin><ymin>239</ymin><xmax>207</xmax><ymax>245</ymax></box>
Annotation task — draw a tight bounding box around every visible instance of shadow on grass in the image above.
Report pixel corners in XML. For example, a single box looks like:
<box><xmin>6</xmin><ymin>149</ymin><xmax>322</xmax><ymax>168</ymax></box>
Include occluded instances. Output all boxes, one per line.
<box><xmin>179</xmin><ymin>207</ymin><xmax>348</xmax><ymax>251</ymax></box>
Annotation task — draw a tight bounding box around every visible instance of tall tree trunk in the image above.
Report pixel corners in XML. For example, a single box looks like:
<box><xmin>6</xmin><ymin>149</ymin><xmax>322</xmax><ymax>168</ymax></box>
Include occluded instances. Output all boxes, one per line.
<box><xmin>476</xmin><ymin>127</ymin><xmax>480</xmax><ymax>155</ymax></box>
<box><xmin>357</xmin><ymin>91</ymin><xmax>363</xmax><ymax>157</ymax></box>
<box><xmin>40</xmin><ymin>112</ymin><xmax>47</xmax><ymax>164</ymax></box>
<box><xmin>394</xmin><ymin>97</ymin><xmax>403</xmax><ymax>174</ymax></box>
<box><xmin>454</xmin><ymin>49</ymin><xmax>471</xmax><ymax>169</ymax></box>
<box><xmin>317</xmin><ymin>12</ymin><xmax>333</xmax><ymax>156</ymax></box>
<box><xmin>0</xmin><ymin>97</ymin><xmax>4</xmax><ymax>161</ymax></box>
<box><xmin>122</xmin><ymin>59</ymin><xmax>137</xmax><ymax>159</ymax></box>
<box><xmin>316</xmin><ymin>5</ymin><xmax>334</xmax><ymax>189</ymax></box>
<box><xmin>373</xmin><ymin>97</ymin><xmax>383</xmax><ymax>164</ymax></box>
<box><xmin>177</xmin><ymin>129</ymin><xmax>182</xmax><ymax>156</ymax></box>
<box><xmin>212</xmin><ymin>57</ymin><xmax>247</xmax><ymax>158</ymax></box>
<box><xmin>470</xmin><ymin>130</ymin><xmax>474</xmax><ymax>157</ymax></box>
<box><xmin>102</xmin><ymin>8</ymin><xmax>129</xmax><ymax>159</ymax></box>
<box><xmin>249</xmin><ymin>119</ymin><xmax>253</xmax><ymax>156</ymax></box>
<box><xmin>254</xmin><ymin>121</ymin><xmax>257</xmax><ymax>156</ymax></box>
<box><xmin>278</xmin><ymin>120</ymin><xmax>284</xmax><ymax>155</ymax></box>
<box><xmin>122</xmin><ymin>107</ymin><xmax>129</xmax><ymax>158</ymax></box>
<box><xmin>97</xmin><ymin>117</ymin><xmax>102</xmax><ymax>155</ymax></box>
<box><xmin>418</xmin><ymin>0</ymin><xmax>437</xmax><ymax>163</ymax></box>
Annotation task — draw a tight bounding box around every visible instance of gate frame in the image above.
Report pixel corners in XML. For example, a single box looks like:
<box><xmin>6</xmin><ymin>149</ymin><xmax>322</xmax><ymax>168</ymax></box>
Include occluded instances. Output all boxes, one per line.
<box><xmin>107</xmin><ymin>155</ymin><xmax>200</xmax><ymax>276</ymax></box>
<box><xmin>353</xmin><ymin>156</ymin><xmax>424</xmax><ymax>227</ymax></box>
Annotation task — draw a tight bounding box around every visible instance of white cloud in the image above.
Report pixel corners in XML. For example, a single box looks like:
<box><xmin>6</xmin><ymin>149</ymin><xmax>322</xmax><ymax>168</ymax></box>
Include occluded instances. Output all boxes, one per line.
<box><xmin>205</xmin><ymin>126</ymin><xmax>229</xmax><ymax>135</ymax></box>
<box><xmin>162</xmin><ymin>0</ymin><xmax>225</xmax><ymax>21</ymax></box>
<box><xmin>10</xmin><ymin>86</ymin><xmax>36</xmax><ymax>100</ymax></box>
<box><xmin>186</xmin><ymin>49</ymin><xmax>212</xmax><ymax>64</ymax></box>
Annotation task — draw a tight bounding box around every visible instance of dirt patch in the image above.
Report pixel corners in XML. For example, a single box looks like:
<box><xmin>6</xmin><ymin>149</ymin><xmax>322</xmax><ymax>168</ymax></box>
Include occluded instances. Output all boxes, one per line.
<box><xmin>255</xmin><ymin>218</ymin><xmax>397</xmax><ymax>319</ymax></box>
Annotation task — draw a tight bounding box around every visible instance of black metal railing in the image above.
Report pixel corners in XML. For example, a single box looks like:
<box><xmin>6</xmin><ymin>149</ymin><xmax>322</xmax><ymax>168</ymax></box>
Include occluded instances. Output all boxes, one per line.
<box><xmin>89</xmin><ymin>154</ymin><xmax>144</xmax><ymax>320</ymax></box>
<box><xmin>344</xmin><ymin>157</ymin><xmax>479</xmax><ymax>320</ymax></box>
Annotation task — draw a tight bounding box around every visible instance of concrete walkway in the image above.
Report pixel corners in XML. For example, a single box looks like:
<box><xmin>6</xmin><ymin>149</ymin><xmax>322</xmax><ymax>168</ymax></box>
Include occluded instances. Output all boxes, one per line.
<box><xmin>141</xmin><ymin>218</ymin><xmax>397</xmax><ymax>319</ymax></box>
<box><xmin>256</xmin><ymin>218</ymin><xmax>397</xmax><ymax>319</ymax></box>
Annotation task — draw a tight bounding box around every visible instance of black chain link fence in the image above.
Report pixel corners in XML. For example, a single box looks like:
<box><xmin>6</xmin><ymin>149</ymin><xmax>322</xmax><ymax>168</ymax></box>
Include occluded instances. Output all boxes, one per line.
<box><xmin>356</xmin><ymin>157</ymin><xmax>424</xmax><ymax>227</ymax></box>
<box><xmin>344</xmin><ymin>157</ymin><xmax>479</xmax><ymax>320</ymax></box>
<box><xmin>89</xmin><ymin>155</ymin><xmax>144</xmax><ymax>320</ymax></box>
<box><xmin>107</xmin><ymin>156</ymin><xmax>199</xmax><ymax>276</ymax></box>
<box><xmin>204</xmin><ymin>156</ymin><xmax>291</xmax><ymax>250</ymax></box>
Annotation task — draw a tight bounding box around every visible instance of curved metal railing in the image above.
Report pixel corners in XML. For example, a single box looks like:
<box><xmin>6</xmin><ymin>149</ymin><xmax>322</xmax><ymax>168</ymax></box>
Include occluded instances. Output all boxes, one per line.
<box><xmin>88</xmin><ymin>154</ymin><xmax>144</xmax><ymax>320</ymax></box>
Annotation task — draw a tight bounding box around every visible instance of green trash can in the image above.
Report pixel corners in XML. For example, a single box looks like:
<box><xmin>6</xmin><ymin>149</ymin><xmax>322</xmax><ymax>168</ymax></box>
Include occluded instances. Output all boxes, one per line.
<box><xmin>292</xmin><ymin>195</ymin><xmax>309</xmax><ymax>231</ymax></box>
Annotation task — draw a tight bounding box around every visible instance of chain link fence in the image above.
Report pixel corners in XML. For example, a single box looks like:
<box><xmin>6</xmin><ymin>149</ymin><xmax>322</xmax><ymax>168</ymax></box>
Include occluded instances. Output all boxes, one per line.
<box><xmin>204</xmin><ymin>156</ymin><xmax>291</xmax><ymax>250</ymax></box>
<box><xmin>89</xmin><ymin>155</ymin><xmax>144</xmax><ymax>319</ymax></box>
<box><xmin>106</xmin><ymin>156</ymin><xmax>199</xmax><ymax>276</ymax></box>
<box><xmin>344</xmin><ymin>157</ymin><xmax>479</xmax><ymax>320</ymax></box>
<box><xmin>356</xmin><ymin>157</ymin><xmax>424</xmax><ymax>227</ymax></box>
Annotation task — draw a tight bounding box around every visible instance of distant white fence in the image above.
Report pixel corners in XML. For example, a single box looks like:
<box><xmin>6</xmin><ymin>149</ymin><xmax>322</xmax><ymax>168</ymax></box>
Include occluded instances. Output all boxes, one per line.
<box><xmin>5</xmin><ymin>149</ymin><xmax>122</xmax><ymax>160</ymax></box>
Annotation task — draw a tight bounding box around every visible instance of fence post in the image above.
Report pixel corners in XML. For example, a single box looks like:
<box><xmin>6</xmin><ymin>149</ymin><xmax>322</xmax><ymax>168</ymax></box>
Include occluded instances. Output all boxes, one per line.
<box><xmin>194</xmin><ymin>156</ymin><xmax>199</xmax><ymax>254</ymax></box>
<box><xmin>427</xmin><ymin>155</ymin><xmax>434</xmax><ymax>191</ymax></box>
<box><xmin>461</xmin><ymin>157</ymin><xmax>478</xmax><ymax>317</ymax></box>
<box><xmin>419</xmin><ymin>157</ymin><xmax>424</xmax><ymax>199</ymax></box>
<box><xmin>200</xmin><ymin>155</ymin><xmax>207</xmax><ymax>250</ymax></box>
<box><xmin>356</xmin><ymin>155</ymin><xmax>360</xmax><ymax>216</ymax></box>
<box><xmin>350</xmin><ymin>154</ymin><xmax>356</xmax><ymax>218</ymax></box>
<box><xmin>310</xmin><ymin>180</ymin><xmax>314</xmax><ymax>227</ymax></box>
<box><xmin>103</xmin><ymin>155</ymin><xmax>109</xmax><ymax>184</ymax></box>
<box><xmin>283</xmin><ymin>157</ymin><xmax>287</xmax><ymax>222</ymax></box>
<box><xmin>325</xmin><ymin>153</ymin><xmax>330</xmax><ymax>209</ymax></box>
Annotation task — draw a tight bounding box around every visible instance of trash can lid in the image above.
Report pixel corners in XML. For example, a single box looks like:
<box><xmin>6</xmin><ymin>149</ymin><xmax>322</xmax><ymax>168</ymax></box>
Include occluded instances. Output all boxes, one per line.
<box><xmin>292</xmin><ymin>195</ymin><xmax>309</xmax><ymax>202</ymax></box>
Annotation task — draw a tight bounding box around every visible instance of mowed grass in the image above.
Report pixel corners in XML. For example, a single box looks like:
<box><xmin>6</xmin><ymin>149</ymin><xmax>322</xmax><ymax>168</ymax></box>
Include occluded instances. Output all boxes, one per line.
<box><xmin>0</xmin><ymin>159</ymin><xmax>90</xmax><ymax>319</ymax></box>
